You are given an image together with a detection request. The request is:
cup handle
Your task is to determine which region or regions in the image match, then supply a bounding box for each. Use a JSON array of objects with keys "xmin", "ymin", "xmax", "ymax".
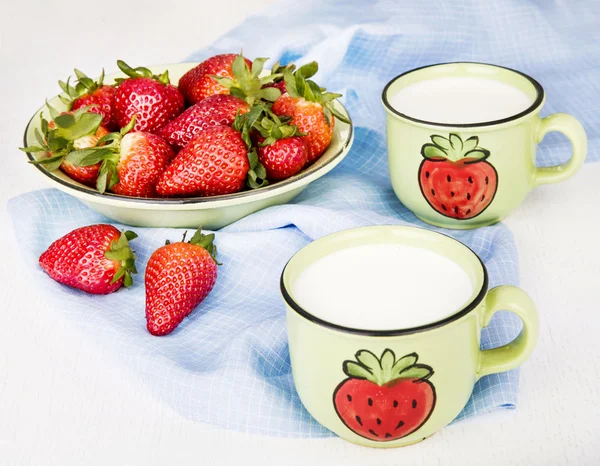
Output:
[
  {"xmin": 534, "ymin": 113, "xmax": 587, "ymax": 186},
  {"xmin": 476, "ymin": 286, "xmax": 539, "ymax": 379}
]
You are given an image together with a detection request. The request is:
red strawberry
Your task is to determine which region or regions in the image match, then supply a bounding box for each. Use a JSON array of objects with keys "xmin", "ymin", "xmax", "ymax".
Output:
[
  {"xmin": 418, "ymin": 133, "xmax": 498, "ymax": 220},
  {"xmin": 272, "ymin": 63, "xmax": 350, "ymax": 164},
  {"xmin": 178, "ymin": 53, "xmax": 252, "ymax": 105},
  {"xmin": 39, "ymin": 224, "xmax": 138, "ymax": 294},
  {"xmin": 254, "ymin": 110, "xmax": 307, "ymax": 181},
  {"xmin": 194, "ymin": 54, "xmax": 285, "ymax": 108},
  {"xmin": 22, "ymin": 107, "xmax": 108, "ymax": 187},
  {"xmin": 60, "ymin": 124, "xmax": 109, "ymax": 186},
  {"xmin": 258, "ymin": 137, "xmax": 307, "ymax": 181},
  {"xmin": 157, "ymin": 94, "xmax": 249, "ymax": 150},
  {"xmin": 113, "ymin": 60, "xmax": 184, "ymax": 133},
  {"xmin": 333, "ymin": 349, "xmax": 436, "ymax": 442},
  {"xmin": 156, "ymin": 125, "xmax": 251, "ymax": 197},
  {"xmin": 145, "ymin": 228, "xmax": 219, "ymax": 336},
  {"xmin": 65, "ymin": 117, "xmax": 175, "ymax": 197},
  {"xmin": 59, "ymin": 68, "xmax": 117, "ymax": 130}
]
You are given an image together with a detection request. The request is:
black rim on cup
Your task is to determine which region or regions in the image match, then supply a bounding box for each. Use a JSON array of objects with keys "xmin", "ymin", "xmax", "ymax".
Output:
[
  {"xmin": 381, "ymin": 62, "xmax": 545, "ymax": 128},
  {"xmin": 280, "ymin": 226, "xmax": 489, "ymax": 337}
]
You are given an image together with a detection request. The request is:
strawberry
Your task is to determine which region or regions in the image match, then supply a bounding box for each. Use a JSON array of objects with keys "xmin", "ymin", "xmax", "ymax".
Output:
[
  {"xmin": 418, "ymin": 133, "xmax": 498, "ymax": 220},
  {"xmin": 156, "ymin": 94, "xmax": 249, "ymax": 151},
  {"xmin": 58, "ymin": 68, "xmax": 117, "ymax": 130},
  {"xmin": 113, "ymin": 60, "xmax": 184, "ymax": 133},
  {"xmin": 65, "ymin": 117, "xmax": 175, "ymax": 197},
  {"xmin": 208, "ymin": 54, "xmax": 285, "ymax": 107},
  {"xmin": 254, "ymin": 111, "xmax": 307, "ymax": 181},
  {"xmin": 39, "ymin": 224, "xmax": 138, "ymax": 294},
  {"xmin": 145, "ymin": 228, "xmax": 219, "ymax": 336},
  {"xmin": 156, "ymin": 107, "xmax": 268, "ymax": 196},
  {"xmin": 272, "ymin": 63, "xmax": 350, "ymax": 164},
  {"xmin": 333, "ymin": 349, "xmax": 436, "ymax": 442},
  {"xmin": 21, "ymin": 106, "xmax": 108, "ymax": 187},
  {"xmin": 178, "ymin": 53, "xmax": 252, "ymax": 105},
  {"xmin": 258, "ymin": 137, "xmax": 307, "ymax": 181}
]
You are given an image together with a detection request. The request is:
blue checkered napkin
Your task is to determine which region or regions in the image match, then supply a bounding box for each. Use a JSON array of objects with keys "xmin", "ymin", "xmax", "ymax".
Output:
[{"xmin": 11, "ymin": 0, "xmax": 598, "ymax": 437}]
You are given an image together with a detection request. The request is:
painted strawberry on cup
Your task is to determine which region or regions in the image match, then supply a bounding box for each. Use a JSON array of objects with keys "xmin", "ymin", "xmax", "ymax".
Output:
[
  {"xmin": 418, "ymin": 133, "xmax": 498, "ymax": 220},
  {"xmin": 333, "ymin": 349, "xmax": 436, "ymax": 442}
]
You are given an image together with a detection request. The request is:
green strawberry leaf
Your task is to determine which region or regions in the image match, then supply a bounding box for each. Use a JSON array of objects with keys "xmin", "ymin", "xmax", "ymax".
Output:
[
  {"xmin": 96, "ymin": 162, "xmax": 109, "ymax": 193},
  {"xmin": 53, "ymin": 113, "xmax": 75, "ymax": 129},
  {"xmin": 124, "ymin": 231, "xmax": 138, "ymax": 241},
  {"xmin": 343, "ymin": 361, "xmax": 376, "ymax": 382},
  {"xmin": 421, "ymin": 144, "xmax": 448, "ymax": 160},
  {"xmin": 463, "ymin": 148, "xmax": 490, "ymax": 162},
  {"xmin": 327, "ymin": 103, "xmax": 351, "ymax": 125},
  {"xmin": 283, "ymin": 69, "xmax": 299, "ymax": 98},
  {"xmin": 251, "ymin": 57, "xmax": 269, "ymax": 78},
  {"xmin": 67, "ymin": 112, "xmax": 103, "ymax": 140},
  {"xmin": 449, "ymin": 133, "xmax": 463, "ymax": 151},
  {"xmin": 21, "ymin": 145, "xmax": 47, "ymax": 153},
  {"xmin": 123, "ymin": 274, "xmax": 133, "ymax": 287},
  {"xmin": 297, "ymin": 61, "xmax": 318, "ymax": 79},
  {"xmin": 212, "ymin": 76, "xmax": 236, "ymax": 88},
  {"xmin": 380, "ymin": 349, "xmax": 396, "ymax": 382},
  {"xmin": 397, "ymin": 363, "xmax": 434, "ymax": 381},
  {"xmin": 355, "ymin": 350, "xmax": 382, "ymax": 373},
  {"xmin": 120, "ymin": 116, "xmax": 136, "ymax": 136},
  {"xmin": 390, "ymin": 353, "xmax": 418, "ymax": 378},
  {"xmin": 111, "ymin": 267, "xmax": 126, "ymax": 283},
  {"xmin": 45, "ymin": 101, "xmax": 59, "ymax": 120},
  {"xmin": 259, "ymin": 87, "xmax": 281, "ymax": 102},
  {"xmin": 29, "ymin": 154, "xmax": 64, "ymax": 171},
  {"xmin": 462, "ymin": 136, "xmax": 479, "ymax": 152},
  {"xmin": 229, "ymin": 86, "xmax": 246, "ymax": 101},
  {"xmin": 232, "ymin": 54, "xmax": 250, "ymax": 81},
  {"xmin": 430, "ymin": 135, "xmax": 451, "ymax": 150}
]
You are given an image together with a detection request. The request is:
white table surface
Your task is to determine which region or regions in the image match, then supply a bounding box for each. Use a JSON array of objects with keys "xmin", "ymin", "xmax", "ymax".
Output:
[{"xmin": 1, "ymin": 1, "xmax": 599, "ymax": 465}]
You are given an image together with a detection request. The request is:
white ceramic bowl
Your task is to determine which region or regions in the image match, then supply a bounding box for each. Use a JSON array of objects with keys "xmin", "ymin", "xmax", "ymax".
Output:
[{"xmin": 23, "ymin": 63, "xmax": 354, "ymax": 229}]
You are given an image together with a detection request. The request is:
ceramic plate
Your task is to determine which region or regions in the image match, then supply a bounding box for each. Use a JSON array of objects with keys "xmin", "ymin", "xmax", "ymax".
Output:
[{"xmin": 23, "ymin": 63, "xmax": 354, "ymax": 228}]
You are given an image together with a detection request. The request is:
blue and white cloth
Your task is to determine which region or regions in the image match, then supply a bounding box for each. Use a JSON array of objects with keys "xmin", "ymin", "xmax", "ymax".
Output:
[{"xmin": 9, "ymin": 0, "xmax": 599, "ymax": 437}]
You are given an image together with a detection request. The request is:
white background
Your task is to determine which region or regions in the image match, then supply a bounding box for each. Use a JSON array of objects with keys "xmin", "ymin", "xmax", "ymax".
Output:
[{"xmin": 1, "ymin": 1, "xmax": 599, "ymax": 465}]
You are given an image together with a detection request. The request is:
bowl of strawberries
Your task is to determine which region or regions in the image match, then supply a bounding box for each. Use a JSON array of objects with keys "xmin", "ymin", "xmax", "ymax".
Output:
[{"xmin": 22, "ymin": 54, "xmax": 353, "ymax": 228}]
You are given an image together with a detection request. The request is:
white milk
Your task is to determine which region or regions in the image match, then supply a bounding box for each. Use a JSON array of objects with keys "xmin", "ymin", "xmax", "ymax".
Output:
[
  {"xmin": 293, "ymin": 244, "xmax": 474, "ymax": 330},
  {"xmin": 390, "ymin": 76, "xmax": 533, "ymax": 124}
]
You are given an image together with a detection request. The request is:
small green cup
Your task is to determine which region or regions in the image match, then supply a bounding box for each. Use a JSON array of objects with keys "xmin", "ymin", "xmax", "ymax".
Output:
[
  {"xmin": 281, "ymin": 225, "xmax": 538, "ymax": 448},
  {"xmin": 382, "ymin": 62, "xmax": 587, "ymax": 229}
]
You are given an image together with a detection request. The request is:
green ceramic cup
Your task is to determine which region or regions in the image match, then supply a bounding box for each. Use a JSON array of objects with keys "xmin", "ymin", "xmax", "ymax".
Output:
[
  {"xmin": 382, "ymin": 62, "xmax": 587, "ymax": 229},
  {"xmin": 281, "ymin": 225, "xmax": 538, "ymax": 448}
]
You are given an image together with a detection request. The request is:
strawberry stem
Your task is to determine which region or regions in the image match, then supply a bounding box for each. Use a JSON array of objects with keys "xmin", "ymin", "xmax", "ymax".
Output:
[
  {"xmin": 342, "ymin": 349, "xmax": 433, "ymax": 386},
  {"xmin": 104, "ymin": 230, "xmax": 138, "ymax": 287}
]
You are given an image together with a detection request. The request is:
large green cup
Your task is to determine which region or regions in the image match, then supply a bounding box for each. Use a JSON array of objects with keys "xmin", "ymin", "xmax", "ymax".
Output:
[
  {"xmin": 382, "ymin": 62, "xmax": 587, "ymax": 229},
  {"xmin": 281, "ymin": 225, "xmax": 538, "ymax": 448}
]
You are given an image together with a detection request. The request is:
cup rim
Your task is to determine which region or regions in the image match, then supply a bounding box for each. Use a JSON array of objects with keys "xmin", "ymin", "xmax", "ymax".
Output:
[
  {"xmin": 280, "ymin": 225, "xmax": 489, "ymax": 337},
  {"xmin": 381, "ymin": 61, "xmax": 545, "ymax": 128}
]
